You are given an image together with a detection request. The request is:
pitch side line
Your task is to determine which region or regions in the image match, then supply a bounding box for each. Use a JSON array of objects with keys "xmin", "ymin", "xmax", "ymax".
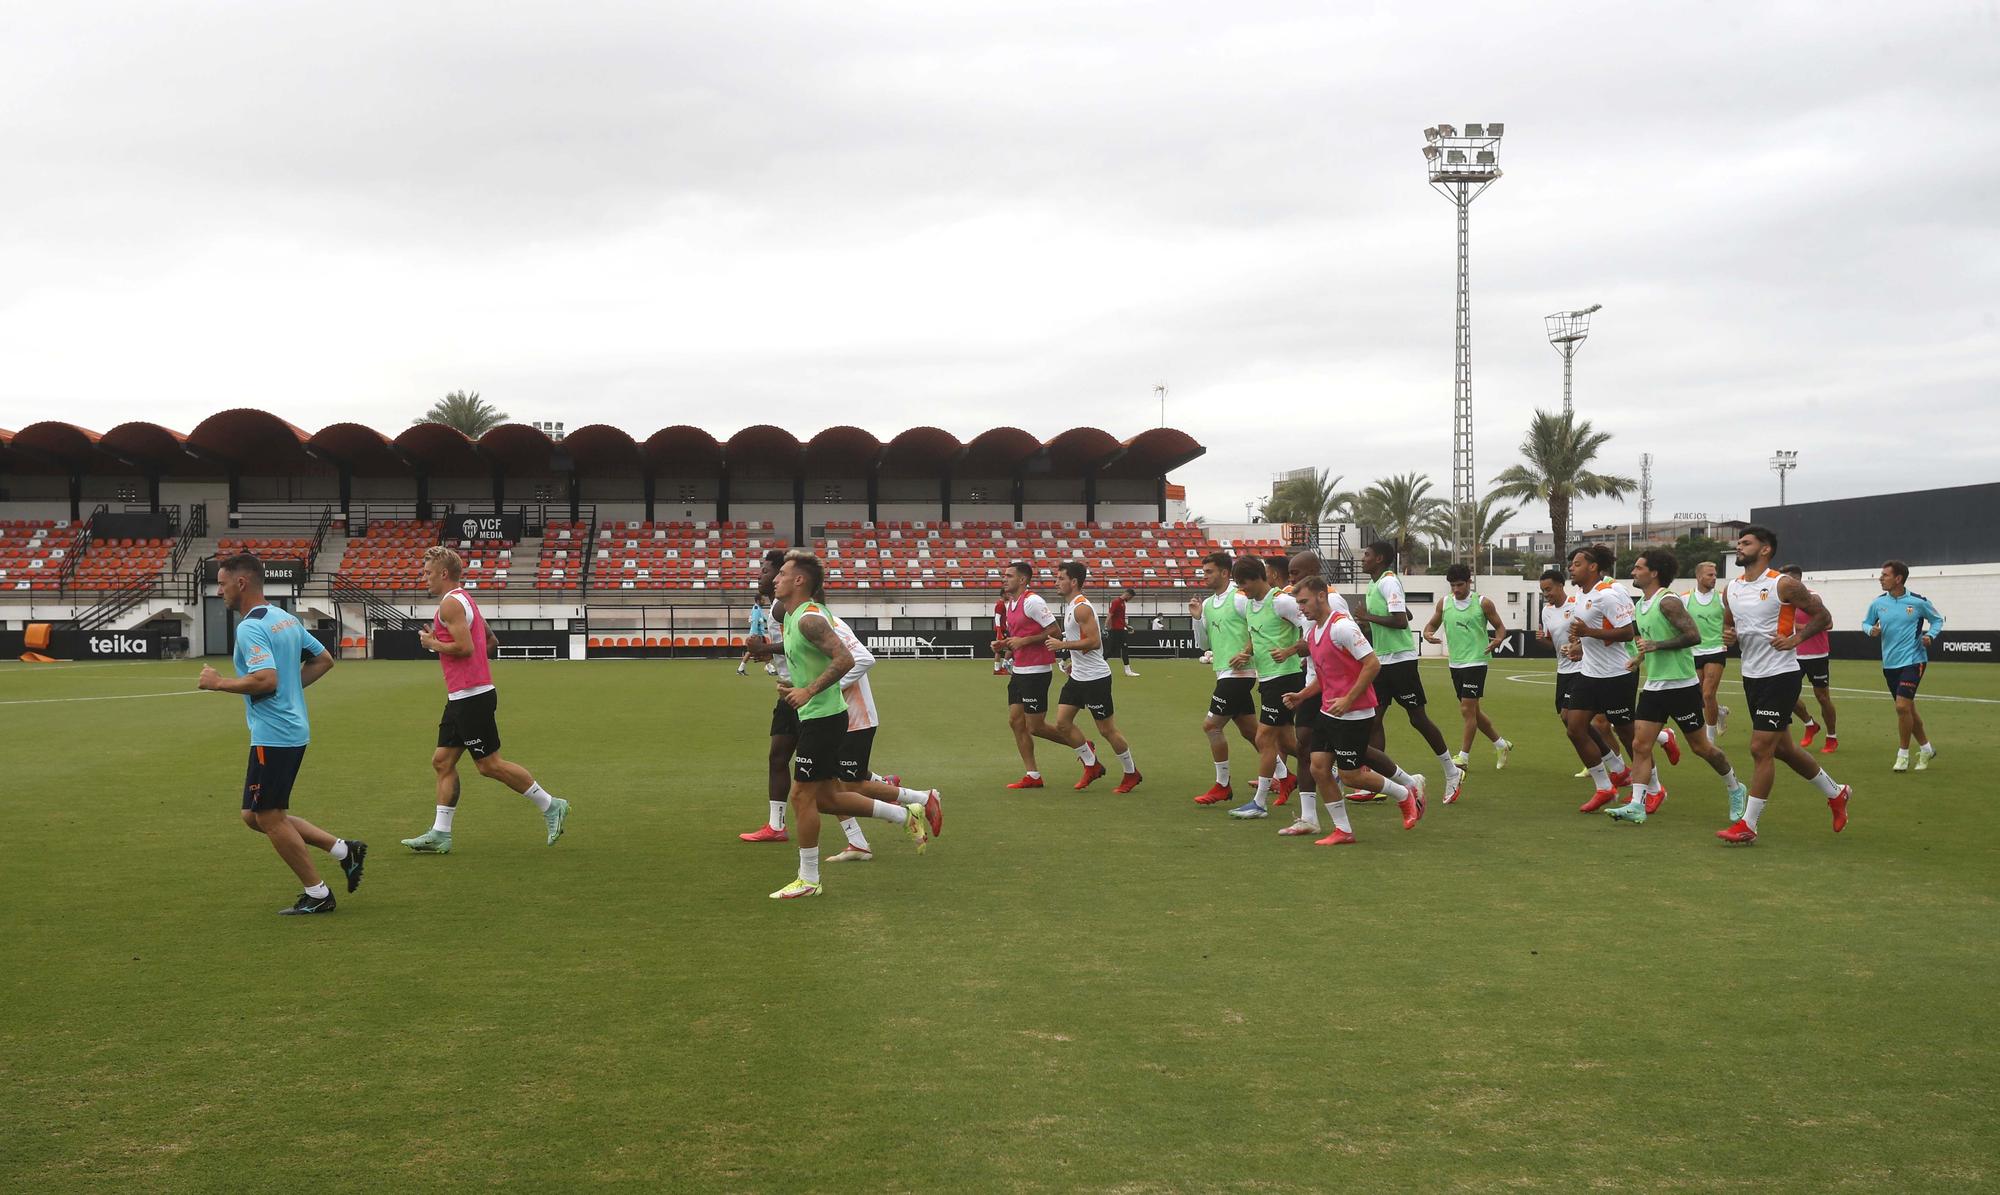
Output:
[
  {"xmin": 1502, "ymin": 673, "xmax": 2000, "ymax": 705},
  {"xmin": 0, "ymin": 690, "xmax": 204, "ymax": 707}
]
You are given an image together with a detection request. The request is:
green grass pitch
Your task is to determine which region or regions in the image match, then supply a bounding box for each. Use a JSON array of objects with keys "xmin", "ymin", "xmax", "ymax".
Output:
[{"xmin": 3, "ymin": 654, "xmax": 1996, "ymax": 1191}]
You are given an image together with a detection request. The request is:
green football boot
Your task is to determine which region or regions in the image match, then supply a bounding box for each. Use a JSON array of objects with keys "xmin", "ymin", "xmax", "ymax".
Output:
[
  {"xmin": 1607, "ymin": 799, "xmax": 1648, "ymax": 824},
  {"xmin": 1726, "ymin": 782, "xmax": 1749, "ymax": 823},
  {"xmin": 401, "ymin": 829, "xmax": 453, "ymax": 854},
  {"xmin": 544, "ymin": 797, "xmax": 570, "ymax": 845}
]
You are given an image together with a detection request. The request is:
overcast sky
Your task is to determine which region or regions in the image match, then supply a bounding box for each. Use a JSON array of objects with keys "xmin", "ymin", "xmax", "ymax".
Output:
[{"xmin": 4, "ymin": 1, "xmax": 1995, "ymax": 533}]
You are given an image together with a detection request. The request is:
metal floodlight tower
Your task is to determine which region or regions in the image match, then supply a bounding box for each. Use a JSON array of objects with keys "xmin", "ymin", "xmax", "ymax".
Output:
[
  {"xmin": 1639, "ymin": 452, "xmax": 1654, "ymax": 543},
  {"xmin": 1770, "ymin": 449, "xmax": 1799, "ymax": 505},
  {"xmin": 1425, "ymin": 120, "xmax": 1504, "ymax": 565},
  {"xmin": 1544, "ymin": 303, "xmax": 1601, "ymax": 543}
]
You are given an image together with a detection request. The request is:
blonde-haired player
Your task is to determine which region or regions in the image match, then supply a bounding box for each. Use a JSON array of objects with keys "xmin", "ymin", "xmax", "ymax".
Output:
[{"xmin": 401, "ymin": 545, "xmax": 572, "ymax": 853}]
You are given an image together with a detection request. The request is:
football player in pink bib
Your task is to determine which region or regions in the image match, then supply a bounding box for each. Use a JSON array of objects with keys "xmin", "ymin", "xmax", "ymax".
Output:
[{"xmin": 402, "ymin": 546, "xmax": 571, "ymax": 854}]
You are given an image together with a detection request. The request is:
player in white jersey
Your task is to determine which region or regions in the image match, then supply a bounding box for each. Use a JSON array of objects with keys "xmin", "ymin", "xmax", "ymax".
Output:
[
  {"xmin": 1563, "ymin": 544, "xmax": 1643, "ymax": 813},
  {"xmin": 1716, "ymin": 525, "xmax": 1851, "ymax": 844},
  {"xmin": 1538, "ymin": 569, "xmax": 1630, "ymax": 784},
  {"xmin": 1044, "ymin": 561, "xmax": 1143, "ymax": 792}
]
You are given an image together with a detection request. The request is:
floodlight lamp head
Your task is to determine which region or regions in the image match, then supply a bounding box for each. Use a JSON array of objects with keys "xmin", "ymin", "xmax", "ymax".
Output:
[
  {"xmin": 1465, "ymin": 123, "xmax": 1485, "ymax": 137},
  {"xmin": 1487, "ymin": 122, "xmax": 1505, "ymax": 137},
  {"xmin": 1424, "ymin": 126, "xmax": 1439, "ymax": 141},
  {"xmin": 1437, "ymin": 123, "xmax": 1457, "ymax": 138},
  {"xmin": 1583, "ymin": 303, "xmax": 1602, "ymax": 314},
  {"xmin": 1423, "ymin": 145, "xmax": 1440, "ymax": 160}
]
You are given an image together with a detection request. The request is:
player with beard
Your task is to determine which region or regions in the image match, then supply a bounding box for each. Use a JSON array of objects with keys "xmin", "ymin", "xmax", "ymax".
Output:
[
  {"xmin": 1044, "ymin": 561, "xmax": 1143, "ymax": 792},
  {"xmin": 1716, "ymin": 526, "xmax": 1852, "ymax": 845}
]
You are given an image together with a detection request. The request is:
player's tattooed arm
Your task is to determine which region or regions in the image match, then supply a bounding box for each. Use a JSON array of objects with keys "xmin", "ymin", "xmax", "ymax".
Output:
[
  {"xmin": 796, "ymin": 613, "xmax": 853, "ymax": 701},
  {"xmin": 1775, "ymin": 576, "xmax": 1830, "ymax": 648},
  {"xmin": 1642, "ymin": 594, "xmax": 1701, "ymax": 653}
]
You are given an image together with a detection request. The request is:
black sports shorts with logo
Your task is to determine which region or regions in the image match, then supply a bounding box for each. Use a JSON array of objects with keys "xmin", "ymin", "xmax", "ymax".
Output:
[
  {"xmin": 1059, "ymin": 674, "xmax": 1115, "ymax": 719},
  {"xmin": 793, "ymin": 712, "xmax": 847, "ymax": 783},
  {"xmin": 1372, "ymin": 658, "xmax": 1426, "ymax": 710},
  {"xmin": 438, "ymin": 689, "xmax": 502, "ymax": 759},
  {"xmin": 1311, "ymin": 712, "xmax": 1372, "ymax": 772},
  {"xmin": 770, "ymin": 695, "xmax": 801, "ymax": 738},
  {"xmin": 1799, "ymin": 655, "xmax": 1831, "ymax": 688},
  {"xmin": 837, "ymin": 725, "xmax": 876, "ymax": 783},
  {"xmin": 1450, "ymin": 664, "xmax": 1488, "ymax": 700},
  {"xmin": 1742, "ymin": 671, "xmax": 1804, "ymax": 732},
  {"xmin": 1209, "ymin": 675, "xmax": 1256, "ymax": 718},
  {"xmin": 242, "ymin": 744, "xmax": 307, "ymax": 812},
  {"xmin": 1007, "ymin": 670, "xmax": 1053, "ymax": 714},
  {"xmin": 1258, "ymin": 672, "xmax": 1306, "ymax": 727},
  {"xmin": 1569, "ymin": 672, "xmax": 1638, "ymax": 725},
  {"xmin": 1635, "ymin": 684, "xmax": 1704, "ymax": 734}
]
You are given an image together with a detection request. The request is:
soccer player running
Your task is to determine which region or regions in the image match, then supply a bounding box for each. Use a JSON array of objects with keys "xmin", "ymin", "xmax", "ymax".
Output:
[
  {"xmin": 1227, "ymin": 555, "xmax": 1310, "ymax": 820},
  {"xmin": 1864, "ymin": 559, "xmax": 1946, "ymax": 772},
  {"xmin": 1779, "ymin": 564, "xmax": 1839, "ymax": 753},
  {"xmin": 741, "ymin": 550, "xmax": 800, "ymax": 843},
  {"xmin": 737, "ymin": 595, "xmax": 770, "ymax": 676},
  {"xmin": 1565, "ymin": 544, "xmax": 1644, "ymax": 813},
  {"xmin": 1190, "ymin": 552, "xmax": 1280, "ymax": 805},
  {"xmin": 1685, "ymin": 560, "xmax": 1731, "ymax": 740},
  {"xmin": 1351, "ymin": 541, "xmax": 1465, "ymax": 803},
  {"xmin": 1282, "ymin": 575, "xmax": 1426, "ymax": 844},
  {"xmin": 1716, "ymin": 525, "xmax": 1852, "ymax": 844},
  {"xmin": 768, "ymin": 552, "xmax": 932, "ymax": 899},
  {"xmin": 1605, "ymin": 548, "xmax": 1749, "ymax": 824},
  {"xmin": 1422, "ymin": 562, "xmax": 1513, "ymax": 771},
  {"xmin": 197, "ymin": 553, "xmax": 362, "ymax": 914},
  {"xmin": 1538, "ymin": 569, "xmax": 1623, "ymax": 772},
  {"xmin": 402, "ymin": 546, "xmax": 570, "ymax": 854},
  {"xmin": 995, "ymin": 561, "xmax": 1069, "ymax": 788},
  {"xmin": 1044, "ymin": 561, "xmax": 1143, "ymax": 792},
  {"xmin": 820, "ymin": 603, "xmax": 945, "ymax": 862},
  {"xmin": 1109, "ymin": 586, "xmax": 1140, "ymax": 677},
  {"xmin": 1278, "ymin": 550, "xmax": 1340, "ymax": 831}
]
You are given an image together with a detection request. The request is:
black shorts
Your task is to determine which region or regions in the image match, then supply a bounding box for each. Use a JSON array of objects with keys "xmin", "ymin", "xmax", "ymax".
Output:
[
  {"xmin": 1554, "ymin": 671, "xmax": 1580, "ymax": 715},
  {"xmin": 1694, "ymin": 650, "xmax": 1727, "ymax": 675},
  {"xmin": 1059, "ymin": 674, "xmax": 1115, "ymax": 719},
  {"xmin": 793, "ymin": 711, "xmax": 847, "ymax": 783},
  {"xmin": 1209, "ymin": 675, "xmax": 1256, "ymax": 719},
  {"xmin": 1372, "ymin": 658, "xmax": 1426, "ymax": 710},
  {"xmin": 1742, "ymin": 671, "xmax": 1804, "ymax": 732},
  {"xmin": 242, "ymin": 744, "xmax": 307, "ymax": 812},
  {"xmin": 1311, "ymin": 712, "xmax": 1373, "ymax": 772},
  {"xmin": 1007, "ymin": 670, "xmax": 1053, "ymax": 714},
  {"xmin": 1635, "ymin": 684, "xmax": 1704, "ymax": 734},
  {"xmin": 1107, "ymin": 629, "xmax": 1129, "ymax": 659},
  {"xmin": 1293, "ymin": 682, "xmax": 1319, "ymax": 731},
  {"xmin": 837, "ymin": 725, "xmax": 876, "ymax": 783},
  {"xmin": 1799, "ymin": 655, "xmax": 1831, "ymax": 688},
  {"xmin": 1570, "ymin": 673, "xmax": 1638, "ymax": 724},
  {"xmin": 1258, "ymin": 673, "xmax": 1306, "ymax": 726},
  {"xmin": 438, "ymin": 689, "xmax": 502, "ymax": 759},
  {"xmin": 1450, "ymin": 664, "xmax": 1488, "ymax": 700},
  {"xmin": 1884, "ymin": 664, "xmax": 1926, "ymax": 699},
  {"xmin": 770, "ymin": 695, "xmax": 800, "ymax": 739}
]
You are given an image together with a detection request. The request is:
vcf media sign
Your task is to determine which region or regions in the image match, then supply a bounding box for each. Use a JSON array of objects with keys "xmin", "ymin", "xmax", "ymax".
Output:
[{"xmin": 451, "ymin": 514, "xmax": 524, "ymax": 543}]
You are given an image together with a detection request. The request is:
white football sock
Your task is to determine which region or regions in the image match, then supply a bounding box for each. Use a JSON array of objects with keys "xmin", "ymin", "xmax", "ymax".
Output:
[
  {"xmin": 433, "ymin": 805, "xmax": 455, "ymax": 833},
  {"xmin": 1329, "ymin": 798, "xmax": 1353, "ymax": 833},
  {"xmin": 1604, "ymin": 750, "xmax": 1628, "ymax": 773},
  {"xmin": 1025, "ymin": 770, "xmax": 1042, "ymax": 780},
  {"xmin": 1658, "ymin": 729, "xmax": 1672, "ymax": 745},
  {"xmin": 798, "ymin": 847, "xmax": 820, "ymax": 884},
  {"xmin": 1076, "ymin": 741, "xmax": 1098, "ymax": 766},
  {"xmin": 1273, "ymin": 757, "xmax": 1289, "ymax": 781},
  {"xmin": 1378, "ymin": 776, "xmax": 1410, "ymax": 801},
  {"xmin": 840, "ymin": 818, "xmax": 869, "ymax": 849},
  {"xmin": 1391, "ymin": 767, "xmax": 1416, "ymax": 787},
  {"xmin": 522, "ymin": 781, "xmax": 555, "ymax": 813},
  {"xmin": 768, "ymin": 800, "xmax": 787, "ymax": 830},
  {"xmin": 1214, "ymin": 761, "xmax": 1230, "ymax": 785},
  {"xmin": 1647, "ymin": 777, "xmax": 1663, "ymax": 794},
  {"xmin": 1300, "ymin": 792, "xmax": 1319, "ymax": 823},
  {"xmin": 304, "ymin": 882, "xmax": 330, "ymax": 899},
  {"xmin": 869, "ymin": 800, "xmax": 908, "ymax": 824},
  {"xmin": 1438, "ymin": 751, "xmax": 1459, "ymax": 775},
  {"xmin": 898, "ymin": 787, "xmax": 928, "ymax": 804},
  {"xmin": 1587, "ymin": 764, "xmax": 1611, "ymax": 790},
  {"xmin": 1117, "ymin": 749, "xmax": 1135, "ymax": 773},
  {"xmin": 1744, "ymin": 796, "xmax": 1766, "ymax": 830},
  {"xmin": 1254, "ymin": 776, "xmax": 1272, "ymax": 804},
  {"xmin": 1704, "ymin": 723, "xmax": 1717, "ymax": 740},
  {"xmin": 328, "ymin": 839, "xmax": 349, "ymax": 861},
  {"xmin": 1810, "ymin": 770, "xmax": 1840, "ymax": 797},
  {"xmin": 1896, "ymin": 747, "xmax": 1910, "ymax": 758},
  {"xmin": 1721, "ymin": 768, "xmax": 1738, "ymax": 790}
]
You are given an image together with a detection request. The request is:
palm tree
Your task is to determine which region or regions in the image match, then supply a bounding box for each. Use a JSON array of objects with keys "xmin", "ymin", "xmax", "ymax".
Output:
[
  {"xmin": 1423, "ymin": 492, "xmax": 1519, "ymax": 562},
  {"xmin": 416, "ymin": 390, "xmax": 509, "ymax": 438},
  {"xmin": 1489, "ymin": 409, "xmax": 1636, "ymax": 562},
  {"xmin": 1260, "ymin": 470, "xmax": 1351, "ymax": 545},
  {"xmin": 1354, "ymin": 473, "xmax": 1445, "ymax": 568}
]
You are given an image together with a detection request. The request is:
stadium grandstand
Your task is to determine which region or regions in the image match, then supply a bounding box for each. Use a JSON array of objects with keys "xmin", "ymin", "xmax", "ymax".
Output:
[{"xmin": 0, "ymin": 409, "xmax": 1300, "ymax": 661}]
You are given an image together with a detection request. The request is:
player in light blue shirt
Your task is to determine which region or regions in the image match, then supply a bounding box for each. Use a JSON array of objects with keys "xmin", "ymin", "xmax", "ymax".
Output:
[
  {"xmin": 738, "ymin": 595, "xmax": 771, "ymax": 676},
  {"xmin": 198, "ymin": 553, "xmax": 361, "ymax": 914},
  {"xmin": 1861, "ymin": 559, "xmax": 1945, "ymax": 771}
]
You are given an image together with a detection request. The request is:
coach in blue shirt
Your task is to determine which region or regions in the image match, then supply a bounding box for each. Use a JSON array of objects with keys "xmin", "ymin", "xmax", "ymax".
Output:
[
  {"xmin": 1861, "ymin": 559, "xmax": 1945, "ymax": 772},
  {"xmin": 197, "ymin": 552, "xmax": 363, "ymax": 914}
]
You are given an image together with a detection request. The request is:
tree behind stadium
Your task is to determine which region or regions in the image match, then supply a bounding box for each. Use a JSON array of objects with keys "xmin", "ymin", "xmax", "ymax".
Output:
[{"xmin": 416, "ymin": 390, "xmax": 509, "ymax": 438}]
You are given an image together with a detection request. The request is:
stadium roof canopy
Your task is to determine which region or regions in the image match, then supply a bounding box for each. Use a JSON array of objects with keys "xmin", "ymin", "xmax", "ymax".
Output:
[{"xmin": 0, "ymin": 411, "xmax": 1206, "ymax": 482}]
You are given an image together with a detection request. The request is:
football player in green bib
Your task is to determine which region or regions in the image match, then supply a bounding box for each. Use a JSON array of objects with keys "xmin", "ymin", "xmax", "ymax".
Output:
[
  {"xmin": 1607, "ymin": 547, "xmax": 1748, "ymax": 824},
  {"xmin": 1352, "ymin": 541, "xmax": 1466, "ymax": 803},
  {"xmin": 1421, "ymin": 562, "xmax": 1513, "ymax": 770}
]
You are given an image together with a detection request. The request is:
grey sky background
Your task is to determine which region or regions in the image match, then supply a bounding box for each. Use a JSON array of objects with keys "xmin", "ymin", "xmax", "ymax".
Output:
[{"xmin": 4, "ymin": 1, "xmax": 1996, "ymax": 534}]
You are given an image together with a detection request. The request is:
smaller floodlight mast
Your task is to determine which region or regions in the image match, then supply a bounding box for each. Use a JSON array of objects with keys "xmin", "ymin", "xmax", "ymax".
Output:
[{"xmin": 1770, "ymin": 450, "xmax": 1799, "ymax": 505}]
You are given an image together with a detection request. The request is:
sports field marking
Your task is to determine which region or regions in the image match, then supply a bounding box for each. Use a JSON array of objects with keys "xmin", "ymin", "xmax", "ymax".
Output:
[
  {"xmin": 0, "ymin": 661, "xmax": 160, "ymax": 675},
  {"xmin": 1502, "ymin": 672, "xmax": 2000, "ymax": 705},
  {"xmin": 0, "ymin": 690, "xmax": 204, "ymax": 707}
]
